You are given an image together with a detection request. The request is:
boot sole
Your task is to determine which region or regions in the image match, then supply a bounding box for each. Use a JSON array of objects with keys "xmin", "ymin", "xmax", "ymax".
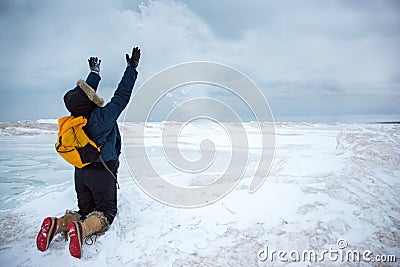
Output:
[
  {"xmin": 68, "ymin": 222, "xmax": 83, "ymax": 258},
  {"xmin": 36, "ymin": 217, "xmax": 57, "ymax": 252}
]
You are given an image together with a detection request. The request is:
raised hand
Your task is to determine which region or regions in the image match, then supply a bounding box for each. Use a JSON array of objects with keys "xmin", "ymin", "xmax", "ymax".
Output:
[
  {"xmin": 125, "ymin": 47, "xmax": 141, "ymax": 68},
  {"xmin": 88, "ymin": 57, "xmax": 101, "ymax": 74}
]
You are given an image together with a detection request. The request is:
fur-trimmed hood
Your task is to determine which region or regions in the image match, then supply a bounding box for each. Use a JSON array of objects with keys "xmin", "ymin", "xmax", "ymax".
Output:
[
  {"xmin": 76, "ymin": 80, "xmax": 104, "ymax": 107},
  {"xmin": 64, "ymin": 80, "xmax": 104, "ymax": 118}
]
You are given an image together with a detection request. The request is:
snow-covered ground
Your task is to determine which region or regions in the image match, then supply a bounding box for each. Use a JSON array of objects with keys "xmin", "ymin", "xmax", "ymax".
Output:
[{"xmin": 0, "ymin": 121, "xmax": 399, "ymax": 266}]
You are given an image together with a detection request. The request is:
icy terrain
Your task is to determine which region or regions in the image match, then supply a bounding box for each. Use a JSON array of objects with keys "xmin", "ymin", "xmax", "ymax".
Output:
[{"xmin": 0, "ymin": 121, "xmax": 399, "ymax": 266}]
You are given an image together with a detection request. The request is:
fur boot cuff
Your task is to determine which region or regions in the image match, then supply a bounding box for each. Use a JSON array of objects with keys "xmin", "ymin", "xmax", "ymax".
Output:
[
  {"xmin": 65, "ymin": 210, "xmax": 81, "ymax": 221},
  {"xmin": 86, "ymin": 211, "xmax": 110, "ymax": 235},
  {"xmin": 77, "ymin": 80, "xmax": 104, "ymax": 107}
]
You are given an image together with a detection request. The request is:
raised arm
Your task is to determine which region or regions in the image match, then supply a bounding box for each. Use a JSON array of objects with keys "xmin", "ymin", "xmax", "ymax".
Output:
[
  {"xmin": 86, "ymin": 57, "xmax": 101, "ymax": 90},
  {"xmin": 92, "ymin": 47, "xmax": 141, "ymax": 128}
]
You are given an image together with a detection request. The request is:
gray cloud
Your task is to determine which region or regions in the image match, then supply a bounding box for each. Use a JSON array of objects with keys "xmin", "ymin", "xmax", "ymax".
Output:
[{"xmin": 0, "ymin": 0, "xmax": 399, "ymax": 122}]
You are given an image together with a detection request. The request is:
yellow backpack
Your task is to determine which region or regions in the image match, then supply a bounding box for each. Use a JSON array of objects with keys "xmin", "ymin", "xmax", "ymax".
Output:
[
  {"xmin": 55, "ymin": 116, "xmax": 100, "ymax": 168},
  {"xmin": 55, "ymin": 116, "xmax": 120, "ymax": 188}
]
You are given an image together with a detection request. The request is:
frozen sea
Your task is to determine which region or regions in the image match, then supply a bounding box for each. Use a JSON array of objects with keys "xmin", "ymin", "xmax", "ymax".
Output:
[{"xmin": 0, "ymin": 121, "xmax": 398, "ymax": 266}]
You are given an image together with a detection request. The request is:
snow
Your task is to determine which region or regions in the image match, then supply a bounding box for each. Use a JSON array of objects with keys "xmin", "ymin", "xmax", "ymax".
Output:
[
  {"xmin": 36, "ymin": 119, "xmax": 59, "ymax": 124},
  {"xmin": 0, "ymin": 121, "xmax": 399, "ymax": 266}
]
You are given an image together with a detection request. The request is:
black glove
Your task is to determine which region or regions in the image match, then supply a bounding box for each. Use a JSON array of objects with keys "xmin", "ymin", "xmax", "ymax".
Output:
[
  {"xmin": 88, "ymin": 57, "xmax": 101, "ymax": 74},
  {"xmin": 125, "ymin": 47, "xmax": 141, "ymax": 68}
]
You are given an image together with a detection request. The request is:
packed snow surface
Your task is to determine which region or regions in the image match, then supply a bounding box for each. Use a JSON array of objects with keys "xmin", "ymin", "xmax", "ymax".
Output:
[{"xmin": 0, "ymin": 121, "xmax": 398, "ymax": 266}]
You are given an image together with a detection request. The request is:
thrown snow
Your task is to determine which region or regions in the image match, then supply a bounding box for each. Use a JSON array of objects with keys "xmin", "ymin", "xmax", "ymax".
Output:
[{"xmin": 0, "ymin": 121, "xmax": 398, "ymax": 266}]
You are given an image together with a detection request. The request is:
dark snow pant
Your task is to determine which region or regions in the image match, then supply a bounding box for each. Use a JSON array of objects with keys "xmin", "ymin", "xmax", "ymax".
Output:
[{"xmin": 74, "ymin": 160, "xmax": 119, "ymax": 224}]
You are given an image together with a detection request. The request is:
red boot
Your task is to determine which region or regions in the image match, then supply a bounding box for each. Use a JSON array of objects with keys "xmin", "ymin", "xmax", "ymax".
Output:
[
  {"xmin": 67, "ymin": 211, "xmax": 109, "ymax": 258},
  {"xmin": 36, "ymin": 217, "xmax": 58, "ymax": 252},
  {"xmin": 67, "ymin": 221, "xmax": 84, "ymax": 258},
  {"xmin": 36, "ymin": 211, "xmax": 80, "ymax": 252}
]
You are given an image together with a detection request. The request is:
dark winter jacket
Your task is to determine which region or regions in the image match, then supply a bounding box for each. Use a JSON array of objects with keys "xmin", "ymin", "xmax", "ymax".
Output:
[{"xmin": 64, "ymin": 66, "xmax": 138, "ymax": 162}]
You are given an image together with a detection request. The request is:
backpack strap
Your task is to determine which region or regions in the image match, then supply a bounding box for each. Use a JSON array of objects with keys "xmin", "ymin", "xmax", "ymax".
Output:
[
  {"xmin": 99, "ymin": 155, "xmax": 120, "ymax": 189},
  {"xmin": 97, "ymin": 126, "xmax": 120, "ymax": 189},
  {"xmin": 98, "ymin": 125, "xmax": 114, "ymax": 149}
]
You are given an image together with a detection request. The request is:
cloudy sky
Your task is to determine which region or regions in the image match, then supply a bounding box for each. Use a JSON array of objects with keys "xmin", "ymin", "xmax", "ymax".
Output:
[{"xmin": 0, "ymin": 0, "xmax": 399, "ymax": 122}]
